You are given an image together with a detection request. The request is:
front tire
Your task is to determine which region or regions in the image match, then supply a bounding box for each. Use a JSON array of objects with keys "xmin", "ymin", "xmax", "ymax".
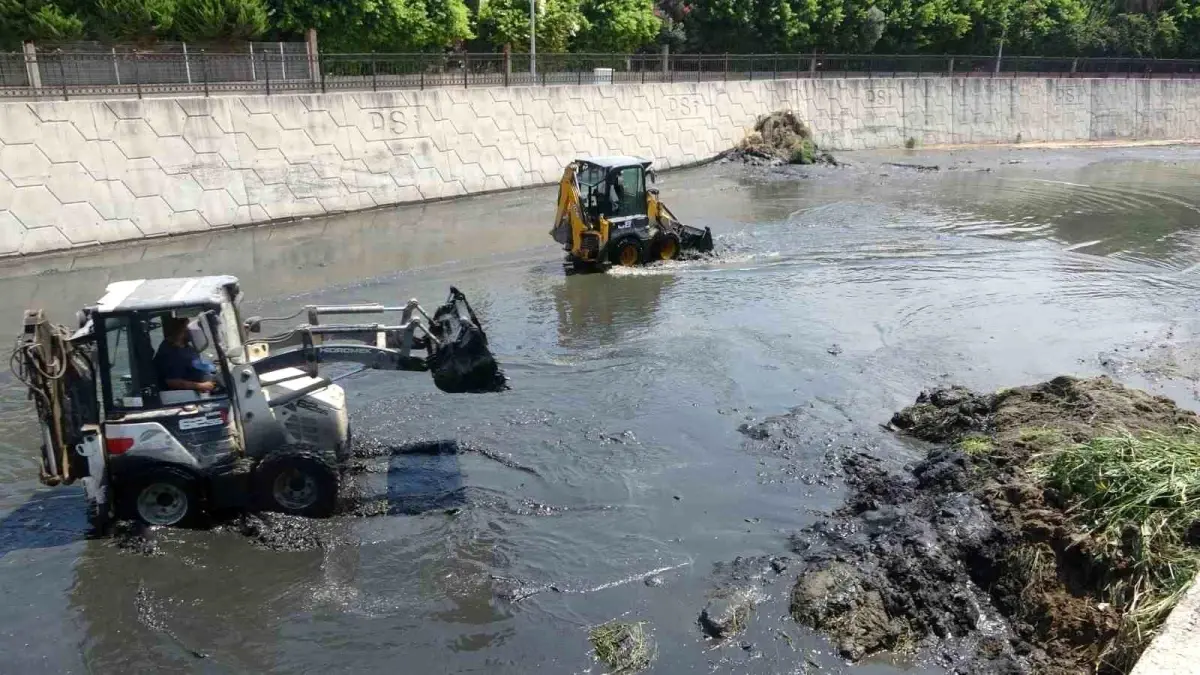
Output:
[
  {"xmin": 653, "ymin": 233, "xmax": 681, "ymax": 261},
  {"xmin": 119, "ymin": 466, "xmax": 202, "ymax": 527},
  {"xmin": 254, "ymin": 450, "xmax": 338, "ymax": 518}
]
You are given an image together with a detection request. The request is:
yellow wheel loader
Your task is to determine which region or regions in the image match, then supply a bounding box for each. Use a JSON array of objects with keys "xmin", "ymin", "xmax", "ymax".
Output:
[{"xmin": 549, "ymin": 156, "xmax": 714, "ymax": 271}]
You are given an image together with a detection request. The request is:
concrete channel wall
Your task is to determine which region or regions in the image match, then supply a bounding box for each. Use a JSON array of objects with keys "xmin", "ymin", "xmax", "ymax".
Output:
[{"xmin": 2, "ymin": 76, "xmax": 1200, "ymax": 257}]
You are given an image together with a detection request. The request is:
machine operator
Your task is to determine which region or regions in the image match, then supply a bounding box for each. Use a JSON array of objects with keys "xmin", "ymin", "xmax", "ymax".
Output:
[{"xmin": 154, "ymin": 316, "xmax": 218, "ymax": 393}]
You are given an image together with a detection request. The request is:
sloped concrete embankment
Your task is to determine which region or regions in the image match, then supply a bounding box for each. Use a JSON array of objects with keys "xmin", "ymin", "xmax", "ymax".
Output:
[{"xmin": 2, "ymin": 77, "xmax": 1200, "ymax": 257}]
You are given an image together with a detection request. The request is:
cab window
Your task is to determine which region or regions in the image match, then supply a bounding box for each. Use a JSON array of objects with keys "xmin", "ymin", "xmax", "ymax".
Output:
[
  {"xmin": 614, "ymin": 166, "xmax": 645, "ymax": 216},
  {"xmin": 103, "ymin": 316, "xmax": 144, "ymax": 408}
]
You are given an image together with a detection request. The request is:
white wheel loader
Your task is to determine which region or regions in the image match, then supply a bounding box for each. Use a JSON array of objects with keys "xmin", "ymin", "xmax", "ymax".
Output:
[{"xmin": 12, "ymin": 275, "xmax": 506, "ymax": 532}]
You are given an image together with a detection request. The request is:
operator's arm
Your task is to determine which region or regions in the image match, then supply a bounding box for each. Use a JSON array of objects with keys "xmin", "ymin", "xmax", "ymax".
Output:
[{"xmin": 165, "ymin": 378, "xmax": 214, "ymax": 392}]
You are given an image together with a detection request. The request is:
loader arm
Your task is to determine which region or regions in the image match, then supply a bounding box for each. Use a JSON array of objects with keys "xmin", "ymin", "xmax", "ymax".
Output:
[
  {"xmin": 246, "ymin": 287, "xmax": 507, "ymax": 394},
  {"xmin": 648, "ymin": 190, "xmax": 715, "ymax": 255},
  {"xmin": 252, "ymin": 343, "xmax": 428, "ymax": 378}
]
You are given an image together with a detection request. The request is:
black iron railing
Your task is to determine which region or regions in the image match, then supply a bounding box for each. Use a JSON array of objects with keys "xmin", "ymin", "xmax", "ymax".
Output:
[{"xmin": 3, "ymin": 51, "xmax": 1199, "ymax": 100}]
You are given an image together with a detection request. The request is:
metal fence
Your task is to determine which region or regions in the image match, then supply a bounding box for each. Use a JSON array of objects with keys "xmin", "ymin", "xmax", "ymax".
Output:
[{"xmin": 3, "ymin": 51, "xmax": 1200, "ymax": 100}]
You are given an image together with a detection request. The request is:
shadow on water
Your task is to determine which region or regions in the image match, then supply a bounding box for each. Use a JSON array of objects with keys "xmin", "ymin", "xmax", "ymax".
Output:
[{"xmin": 0, "ymin": 489, "xmax": 87, "ymax": 558}]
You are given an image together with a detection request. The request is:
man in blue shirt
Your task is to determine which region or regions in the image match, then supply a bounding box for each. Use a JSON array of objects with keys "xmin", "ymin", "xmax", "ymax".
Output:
[{"xmin": 153, "ymin": 317, "xmax": 218, "ymax": 393}]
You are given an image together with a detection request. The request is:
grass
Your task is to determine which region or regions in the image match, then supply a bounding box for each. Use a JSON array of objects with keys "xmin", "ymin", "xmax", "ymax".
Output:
[
  {"xmin": 956, "ymin": 435, "xmax": 993, "ymax": 456},
  {"xmin": 1019, "ymin": 426, "xmax": 1067, "ymax": 453},
  {"xmin": 1031, "ymin": 426, "xmax": 1200, "ymax": 666},
  {"xmin": 905, "ymin": 137, "xmax": 917, "ymax": 149},
  {"xmin": 790, "ymin": 138, "xmax": 816, "ymax": 165},
  {"xmin": 590, "ymin": 620, "xmax": 655, "ymax": 674}
]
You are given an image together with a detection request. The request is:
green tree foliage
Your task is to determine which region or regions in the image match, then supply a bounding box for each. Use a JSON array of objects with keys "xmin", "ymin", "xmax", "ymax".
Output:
[
  {"xmin": 270, "ymin": 0, "xmax": 470, "ymax": 52},
  {"xmin": 0, "ymin": 0, "xmax": 83, "ymax": 49},
  {"xmin": 85, "ymin": 0, "xmax": 177, "ymax": 45},
  {"xmin": 425, "ymin": 0, "xmax": 475, "ymax": 48},
  {"xmin": 174, "ymin": 0, "xmax": 268, "ymax": 42},
  {"xmin": 476, "ymin": 0, "xmax": 586, "ymax": 52},
  {"xmin": 6, "ymin": 0, "xmax": 1200, "ymax": 58},
  {"xmin": 574, "ymin": 0, "xmax": 660, "ymax": 52}
]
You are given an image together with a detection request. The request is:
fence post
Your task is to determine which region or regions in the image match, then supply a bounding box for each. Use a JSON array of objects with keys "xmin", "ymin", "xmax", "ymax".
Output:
[
  {"xmin": 772, "ymin": 55, "xmax": 777, "ymax": 80},
  {"xmin": 134, "ymin": 52, "xmax": 142, "ymax": 99},
  {"xmin": 809, "ymin": 53, "xmax": 817, "ymax": 75},
  {"xmin": 112, "ymin": 47, "xmax": 121, "ymax": 85},
  {"xmin": 748, "ymin": 56, "xmax": 753, "ymax": 81},
  {"xmin": 661, "ymin": 44, "xmax": 669, "ymax": 82},
  {"xmin": 22, "ymin": 42, "xmax": 42, "ymax": 95},
  {"xmin": 58, "ymin": 52, "xmax": 67, "ymax": 101},
  {"xmin": 183, "ymin": 42, "xmax": 193, "ymax": 84},
  {"xmin": 504, "ymin": 45, "xmax": 511, "ymax": 87},
  {"xmin": 464, "ymin": 52, "xmax": 470, "ymax": 88},
  {"xmin": 249, "ymin": 43, "xmax": 256, "ymax": 81},
  {"xmin": 306, "ymin": 28, "xmax": 321, "ymax": 88},
  {"xmin": 724, "ymin": 53, "xmax": 730, "ymax": 81},
  {"xmin": 201, "ymin": 50, "xmax": 209, "ymax": 97},
  {"xmin": 948, "ymin": 57, "xmax": 954, "ymax": 76},
  {"xmin": 279, "ymin": 42, "xmax": 287, "ymax": 81},
  {"xmin": 264, "ymin": 51, "xmax": 272, "ymax": 95},
  {"xmin": 371, "ymin": 54, "xmax": 377, "ymax": 91}
]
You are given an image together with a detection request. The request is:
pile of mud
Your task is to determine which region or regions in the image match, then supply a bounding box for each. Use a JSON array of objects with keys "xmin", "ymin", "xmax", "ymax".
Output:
[
  {"xmin": 721, "ymin": 111, "xmax": 836, "ymax": 167},
  {"xmin": 788, "ymin": 376, "xmax": 1198, "ymax": 674}
]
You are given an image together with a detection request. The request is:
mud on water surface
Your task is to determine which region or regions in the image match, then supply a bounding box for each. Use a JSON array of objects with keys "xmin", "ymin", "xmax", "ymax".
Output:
[{"xmin": 787, "ymin": 376, "xmax": 1198, "ymax": 674}]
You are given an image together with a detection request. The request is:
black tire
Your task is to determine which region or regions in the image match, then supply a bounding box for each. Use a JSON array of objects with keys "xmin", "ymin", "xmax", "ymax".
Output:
[
  {"xmin": 253, "ymin": 450, "xmax": 338, "ymax": 518},
  {"xmin": 652, "ymin": 233, "xmax": 682, "ymax": 261},
  {"xmin": 610, "ymin": 237, "xmax": 644, "ymax": 267},
  {"xmin": 117, "ymin": 465, "xmax": 202, "ymax": 528}
]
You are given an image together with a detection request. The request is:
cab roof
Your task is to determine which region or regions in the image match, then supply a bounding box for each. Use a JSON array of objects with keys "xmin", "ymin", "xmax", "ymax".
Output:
[
  {"xmin": 576, "ymin": 155, "xmax": 653, "ymax": 170},
  {"xmin": 92, "ymin": 276, "xmax": 240, "ymax": 312}
]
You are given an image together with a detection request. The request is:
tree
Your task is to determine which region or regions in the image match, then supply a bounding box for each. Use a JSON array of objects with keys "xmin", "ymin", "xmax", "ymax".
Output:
[
  {"xmin": 421, "ymin": 0, "xmax": 474, "ymax": 49},
  {"xmin": 0, "ymin": 0, "xmax": 83, "ymax": 49},
  {"xmin": 174, "ymin": 0, "xmax": 268, "ymax": 42},
  {"xmin": 270, "ymin": 0, "xmax": 470, "ymax": 52},
  {"xmin": 477, "ymin": 0, "xmax": 583, "ymax": 51},
  {"xmin": 87, "ymin": 0, "xmax": 177, "ymax": 44},
  {"xmin": 575, "ymin": 0, "xmax": 660, "ymax": 52}
]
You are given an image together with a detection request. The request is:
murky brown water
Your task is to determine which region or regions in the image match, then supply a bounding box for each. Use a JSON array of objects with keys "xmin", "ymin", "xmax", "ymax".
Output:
[{"xmin": 2, "ymin": 144, "xmax": 1200, "ymax": 674}]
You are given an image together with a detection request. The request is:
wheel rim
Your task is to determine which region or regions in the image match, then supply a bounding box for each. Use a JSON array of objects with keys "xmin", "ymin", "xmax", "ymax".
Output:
[
  {"xmin": 659, "ymin": 238, "xmax": 678, "ymax": 260},
  {"xmin": 273, "ymin": 468, "xmax": 318, "ymax": 510},
  {"xmin": 136, "ymin": 482, "xmax": 189, "ymax": 526},
  {"xmin": 618, "ymin": 244, "xmax": 638, "ymax": 266}
]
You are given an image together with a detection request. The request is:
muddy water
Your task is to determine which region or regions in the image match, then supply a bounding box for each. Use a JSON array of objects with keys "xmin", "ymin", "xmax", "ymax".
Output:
[{"xmin": 3, "ymin": 145, "xmax": 1200, "ymax": 674}]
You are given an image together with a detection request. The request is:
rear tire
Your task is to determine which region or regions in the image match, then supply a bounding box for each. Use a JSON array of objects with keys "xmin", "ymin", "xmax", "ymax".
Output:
[
  {"xmin": 118, "ymin": 466, "xmax": 202, "ymax": 528},
  {"xmin": 253, "ymin": 450, "xmax": 338, "ymax": 518},
  {"xmin": 610, "ymin": 238, "xmax": 644, "ymax": 267}
]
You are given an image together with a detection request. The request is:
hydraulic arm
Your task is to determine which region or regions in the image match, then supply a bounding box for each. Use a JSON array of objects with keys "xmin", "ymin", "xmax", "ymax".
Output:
[{"xmin": 246, "ymin": 287, "xmax": 507, "ymax": 394}]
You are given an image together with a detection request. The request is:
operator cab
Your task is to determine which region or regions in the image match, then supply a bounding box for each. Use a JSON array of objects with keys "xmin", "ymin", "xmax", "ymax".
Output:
[
  {"xmin": 86, "ymin": 276, "xmax": 246, "ymax": 471},
  {"xmin": 90, "ymin": 276, "xmax": 241, "ymax": 413},
  {"xmin": 576, "ymin": 155, "xmax": 655, "ymax": 226}
]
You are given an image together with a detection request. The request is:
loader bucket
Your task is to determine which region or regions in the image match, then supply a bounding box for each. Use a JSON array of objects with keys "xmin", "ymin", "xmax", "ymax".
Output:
[
  {"xmin": 680, "ymin": 225, "xmax": 715, "ymax": 255},
  {"xmin": 427, "ymin": 287, "xmax": 508, "ymax": 394}
]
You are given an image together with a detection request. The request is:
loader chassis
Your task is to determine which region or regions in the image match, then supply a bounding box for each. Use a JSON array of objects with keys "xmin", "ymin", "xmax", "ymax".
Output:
[
  {"xmin": 15, "ymin": 276, "xmax": 503, "ymax": 531},
  {"xmin": 551, "ymin": 156, "xmax": 714, "ymax": 270}
]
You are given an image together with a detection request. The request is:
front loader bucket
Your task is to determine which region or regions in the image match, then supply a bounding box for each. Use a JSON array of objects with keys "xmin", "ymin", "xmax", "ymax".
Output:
[
  {"xmin": 427, "ymin": 288, "xmax": 508, "ymax": 394},
  {"xmin": 680, "ymin": 225, "xmax": 714, "ymax": 255}
]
